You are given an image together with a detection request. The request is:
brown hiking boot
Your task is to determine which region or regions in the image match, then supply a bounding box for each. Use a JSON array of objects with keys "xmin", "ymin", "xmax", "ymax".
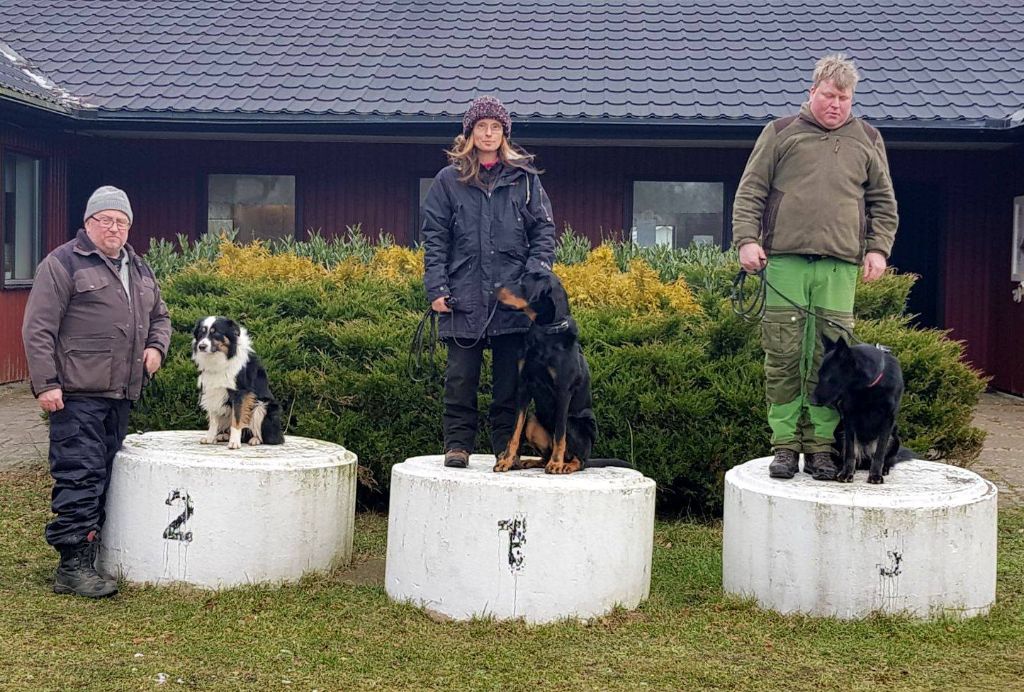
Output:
[
  {"xmin": 768, "ymin": 449, "xmax": 799, "ymax": 479},
  {"xmin": 444, "ymin": 449, "xmax": 470, "ymax": 468},
  {"xmin": 807, "ymin": 451, "xmax": 838, "ymax": 481}
]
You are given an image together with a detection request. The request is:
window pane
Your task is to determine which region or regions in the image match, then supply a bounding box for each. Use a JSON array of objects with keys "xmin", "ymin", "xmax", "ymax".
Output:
[
  {"xmin": 3, "ymin": 152, "xmax": 43, "ymax": 282},
  {"xmin": 208, "ymin": 174, "xmax": 295, "ymax": 242},
  {"xmin": 631, "ymin": 181, "xmax": 724, "ymax": 249}
]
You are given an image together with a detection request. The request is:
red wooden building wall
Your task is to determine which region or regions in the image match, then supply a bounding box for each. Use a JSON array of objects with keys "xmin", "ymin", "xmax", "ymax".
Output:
[{"xmin": 0, "ymin": 126, "xmax": 68, "ymax": 383}]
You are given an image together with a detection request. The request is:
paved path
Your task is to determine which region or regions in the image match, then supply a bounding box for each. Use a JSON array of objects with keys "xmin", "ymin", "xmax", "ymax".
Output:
[{"xmin": 1, "ymin": 381, "xmax": 1021, "ymax": 506}]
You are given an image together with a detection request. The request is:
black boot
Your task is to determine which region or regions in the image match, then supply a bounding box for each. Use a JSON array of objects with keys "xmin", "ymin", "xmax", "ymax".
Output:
[
  {"xmin": 808, "ymin": 451, "xmax": 838, "ymax": 481},
  {"xmin": 768, "ymin": 449, "xmax": 799, "ymax": 479},
  {"xmin": 53, "ymin": 534, "xmax": 118, "ymax": 598}
]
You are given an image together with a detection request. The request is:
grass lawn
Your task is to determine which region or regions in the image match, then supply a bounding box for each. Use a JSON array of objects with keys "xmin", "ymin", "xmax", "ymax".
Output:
[{"xmin": 1, "ymin": 468, "xmax": 1022, "ymax": 691}]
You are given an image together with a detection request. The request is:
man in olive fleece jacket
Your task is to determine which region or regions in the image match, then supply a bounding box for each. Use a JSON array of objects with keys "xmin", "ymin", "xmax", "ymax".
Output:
[{"xmin": 731, "ymin": 54, "xmax": 899, "ymax": 481}]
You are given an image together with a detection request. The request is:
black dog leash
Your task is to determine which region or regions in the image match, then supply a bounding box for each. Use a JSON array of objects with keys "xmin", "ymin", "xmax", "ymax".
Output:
[
  {"xmin": 730, "ymin": 267, "xmax": 860, "ymax": 345},
  {"xmin": 407, "ymin": 298, "xmax": 501, "ymax": 383},
  {"xmin": 407, "ymin": 307, "xmax": 441, "ymax": 383}
]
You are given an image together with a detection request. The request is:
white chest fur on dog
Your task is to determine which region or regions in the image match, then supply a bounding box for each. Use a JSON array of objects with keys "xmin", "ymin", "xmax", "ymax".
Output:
[{"xmin": 192, "ymin": 322, "xmax": 252, "ymax": 418}]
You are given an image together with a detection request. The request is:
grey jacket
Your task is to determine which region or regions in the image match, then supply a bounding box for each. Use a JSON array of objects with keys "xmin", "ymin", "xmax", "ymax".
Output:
[{"xmin": 22, "ymin": 229, "xmax": 171, "ymax": 401}]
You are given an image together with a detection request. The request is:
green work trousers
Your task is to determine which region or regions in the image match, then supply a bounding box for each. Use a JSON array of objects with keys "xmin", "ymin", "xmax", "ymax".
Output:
[{"xmin": 761, "ymin": 255, "xmax": 858, "ymax": 453}]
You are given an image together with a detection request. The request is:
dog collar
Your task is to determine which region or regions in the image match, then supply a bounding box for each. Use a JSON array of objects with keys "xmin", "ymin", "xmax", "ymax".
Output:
[{"xmin": 541, "ymin": 318, "xmax": 571, "ymax": 334}]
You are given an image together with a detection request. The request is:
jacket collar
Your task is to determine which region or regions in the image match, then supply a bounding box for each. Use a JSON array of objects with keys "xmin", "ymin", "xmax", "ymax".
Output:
[
  {"xmin": 798, "ymin": 102, "xmax": 854, "ymax": 133},
  {"xmin": 73, "ymin": 228, "xmax": 138, "ymax": 274},
  {"xmin": 73, "ymin": 228, "xmax": 136, "ymax": 263}
]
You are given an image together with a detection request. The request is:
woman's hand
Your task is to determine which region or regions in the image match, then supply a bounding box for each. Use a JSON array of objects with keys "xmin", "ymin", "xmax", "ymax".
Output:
[{"xmin": 432, "ymin": 296, "xmax": 451, "ymax": 313}]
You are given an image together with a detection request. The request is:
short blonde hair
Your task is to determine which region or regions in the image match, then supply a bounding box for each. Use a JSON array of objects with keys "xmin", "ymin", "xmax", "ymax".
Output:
[{"xmin": 812, "ymin": 53, "xmax": 860, "ymax": 92}]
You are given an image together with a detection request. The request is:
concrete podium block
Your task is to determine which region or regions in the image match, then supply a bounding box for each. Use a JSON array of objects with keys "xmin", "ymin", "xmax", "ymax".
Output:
[
  {"xmin": 98, "ymin": 431, "xmax": 357, "ymax": 588},
  {"xmin": 723, "ymin": 457, "xmax": 997, "ymax": 619},
  {"xmin": 385, "ymin": 455, "xmax": 656, "ymax": 624}
]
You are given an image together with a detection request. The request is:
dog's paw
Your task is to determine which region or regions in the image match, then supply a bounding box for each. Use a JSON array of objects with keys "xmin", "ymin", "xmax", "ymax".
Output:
[
  {"xmin": 227, "ymin": 439, "xmax": 242, "ymax": 450},
  {"xmin": 248, "ymin": 438, "xmax": 263, "ymax": 446},
  {"xmin": 216, "ymin": 432, "xmax": 230, "ymax": 442},
  {"xmin": 493, "ymin": 454, "xmax": 519, "ymax": 472},
  {"xmin": 867, "ymin": 474, "xmax": 884, "ymax": 484},
  {"xmin": 545, "ymin": 459, "xmax": 582, "ymax": 474},
  {"xmin": 199, "ymin": 436, "xmax": 215, "ymax": 445},
  {"xmin": 837, "ymin": 470, "xmax": 855, "ymax": 483}
]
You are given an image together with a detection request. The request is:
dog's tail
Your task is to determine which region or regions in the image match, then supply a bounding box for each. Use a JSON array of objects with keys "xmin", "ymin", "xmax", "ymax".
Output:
[
  {"xmin": 893, "ymin": 446, "xmax": 916, "ymax": 463},
  {"xmin": 585, "ymin": 458, "xmax": 633, "ymax": 469}
]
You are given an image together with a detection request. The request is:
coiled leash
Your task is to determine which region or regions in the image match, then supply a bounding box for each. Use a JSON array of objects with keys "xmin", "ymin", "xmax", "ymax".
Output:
[
  {"xmin": 730, "ymin": 266, "xmax": 859, "ymax": 344},
  {"xmin": 407, "ymin": 296, "xmax": 500, "ymax": 383},
  {"xmin": 408, "ymin": 306, "xmax": 441, "ymax": 383}
]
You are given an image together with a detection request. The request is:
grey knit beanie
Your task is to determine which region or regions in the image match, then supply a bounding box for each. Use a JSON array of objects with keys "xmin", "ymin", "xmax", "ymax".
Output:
[
  {"xmin": 84, "ymin": 185, "xmax": 133, "ymax": 225},
  {"xmin": 462, "ymin": 95, "xmax": 512, "ymax": 137}
]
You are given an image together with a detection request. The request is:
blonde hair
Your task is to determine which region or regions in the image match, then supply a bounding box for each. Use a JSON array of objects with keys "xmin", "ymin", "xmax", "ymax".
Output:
[
  {"xmin": 445, "ymin": 133, "xmax": 539, "ymax": 185},
  {"xmin": 812, "ymin": 53, "xmax": 860, "ymax": 92}
]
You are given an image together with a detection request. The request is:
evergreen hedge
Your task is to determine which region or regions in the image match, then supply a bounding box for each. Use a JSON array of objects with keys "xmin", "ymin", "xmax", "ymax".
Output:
[{"xmin": 133, "ymin": 230, "xmax": 986, "ymax": 514}]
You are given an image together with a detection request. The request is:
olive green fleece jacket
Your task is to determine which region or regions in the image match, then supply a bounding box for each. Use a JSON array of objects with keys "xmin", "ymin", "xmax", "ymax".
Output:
[{"xmin": 732, "ymin": 104, "xmax": 899, "ymax": 263}]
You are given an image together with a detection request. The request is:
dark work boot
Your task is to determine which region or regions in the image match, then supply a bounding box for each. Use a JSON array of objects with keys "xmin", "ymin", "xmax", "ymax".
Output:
[
  {"xmin": 808, "ymin": 451, "xmax": 839, "ymax": 481},
  {"xmin": 53, "ymin": 533, "xmax": 118, "ymax": 598},
  {"xmin": 444, "ymin": 449, "xmax": 470, "ymax": 468},
  {"xmin": 768, "ymin": 449, "xmax": 799, "ymax": 479}
]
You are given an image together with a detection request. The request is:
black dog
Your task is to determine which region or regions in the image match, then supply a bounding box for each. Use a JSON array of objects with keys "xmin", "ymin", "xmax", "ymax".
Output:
[
  {"xmin": 192, "ymin": 316, "xmax": 285, "ymax": 449},
  {"xmin": 810, "ymin": 334, "xmax": 909, "ymax": 483},
  {"xmin": 494, "ymin": 270, "xmax": 629, "ymax": 474}
]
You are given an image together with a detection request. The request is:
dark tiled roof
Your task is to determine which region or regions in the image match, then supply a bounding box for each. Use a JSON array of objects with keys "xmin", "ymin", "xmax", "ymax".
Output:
[
  {"xmin": 1, "ymin": 1, "xmax": 1022, "ymax": 127},
  {"xmin": 0, "ymin": 42, "xmax": 66, "ymax": 105}
]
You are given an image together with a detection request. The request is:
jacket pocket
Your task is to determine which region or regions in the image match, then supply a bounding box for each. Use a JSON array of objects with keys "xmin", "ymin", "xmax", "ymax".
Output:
[
  {"xmin": 858, "ymin": 198, "xmax": 869, "ymax": 255},
  {"xmin": 60, "ymin": 337, "xmax": 114, "ymax": 393},
  {"xmin": 760, "ymin": 188, "xmax": 784, "ymax": 251},
  {"xmin": 138, "ymin": 275, "xmax": 157, "ymax": 315}
]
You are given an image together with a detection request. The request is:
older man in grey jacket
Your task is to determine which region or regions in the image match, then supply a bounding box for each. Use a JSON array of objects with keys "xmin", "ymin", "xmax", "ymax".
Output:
[{"xmin": 22, "ymin": 185, "xmax": 171, "ymax": 598}]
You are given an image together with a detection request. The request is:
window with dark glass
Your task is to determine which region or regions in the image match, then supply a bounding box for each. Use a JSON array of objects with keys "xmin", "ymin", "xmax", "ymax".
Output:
[
  {"xmin": 2, "ymin": 151, "xmax": 43, "ymax": 285},
  {"xmin": 630, "ymin": 181, "xmax": 724, "ymax": 249},
  {"xmin": 207, "ymin": 174, "xmax": 296, "ymax": 242}
]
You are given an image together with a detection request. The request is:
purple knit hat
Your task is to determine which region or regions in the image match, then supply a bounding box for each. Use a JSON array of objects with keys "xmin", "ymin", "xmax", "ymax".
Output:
[{"xmin": 462, "ymin": 95, "xmax": 511, "ymax": 137}]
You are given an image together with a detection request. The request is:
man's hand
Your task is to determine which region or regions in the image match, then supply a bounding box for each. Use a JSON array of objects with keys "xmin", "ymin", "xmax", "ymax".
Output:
[
  {"xmin": 431, "ymin": 296, "xmax": 451, "ymax": 313},
  {"xmin": 739, "ymin": 242, "xmax": 767, "ymax": 273},
  {"xmin": 38, "ymin": 388, "xmax": 64, "ymax": 413},
  {"xmin": 143, "ymin": 347, "xmax": 163, "ymax": 376},
  {"xmin": 862, "ymin": 251, "xmax": 887, "ymax": 282}
]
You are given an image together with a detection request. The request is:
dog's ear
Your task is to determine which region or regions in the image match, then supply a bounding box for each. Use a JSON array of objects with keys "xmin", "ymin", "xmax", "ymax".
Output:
[
  {"xmin": 525, "ymin": 271, "xmax": 553, "ymax": 306},
  {"xmin": 225, "ymin": 319, "xmax": 241, "ymax": 337}
]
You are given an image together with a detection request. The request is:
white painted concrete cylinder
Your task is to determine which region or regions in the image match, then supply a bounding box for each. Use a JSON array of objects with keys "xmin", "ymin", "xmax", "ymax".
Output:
[
  {"xmin": 723, "ymin": 457, "xmax": 997, "ymax": 619},
  {"xmin": 386, "ymin": 455, "xmax": 656, "ymax": 623},
  {"xmin": 98, "ymin": 431, "xmax": 357, "ymax": 589}
]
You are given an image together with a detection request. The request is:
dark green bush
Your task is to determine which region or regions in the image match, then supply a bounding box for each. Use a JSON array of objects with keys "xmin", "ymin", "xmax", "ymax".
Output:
[{"xmin": 133, "ymin": 240, "xmax": 986, "ymax": 515}]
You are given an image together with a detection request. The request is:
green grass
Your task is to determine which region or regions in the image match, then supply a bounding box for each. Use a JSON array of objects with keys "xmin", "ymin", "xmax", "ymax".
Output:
[{"xmin": 2, "ymin": 469, "xmax": 1022, "ymax": 691}]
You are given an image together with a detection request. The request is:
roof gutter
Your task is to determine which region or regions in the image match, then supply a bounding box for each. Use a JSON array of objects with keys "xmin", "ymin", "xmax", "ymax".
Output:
[{"xmin": 4, "ymin": 97, "xmax": 1023, "ymax": 145}]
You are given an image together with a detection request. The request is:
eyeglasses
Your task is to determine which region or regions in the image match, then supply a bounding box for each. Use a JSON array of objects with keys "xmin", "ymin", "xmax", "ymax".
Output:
[{"xmin": 90, "ymin": 215, "xmax": 130, "ymax": 231}]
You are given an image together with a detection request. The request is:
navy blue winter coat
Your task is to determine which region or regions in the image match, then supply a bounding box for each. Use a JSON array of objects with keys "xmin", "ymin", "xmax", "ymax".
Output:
[{"xmin": 422, "ymin": 163, "xmax": 556, "ymax": 339}]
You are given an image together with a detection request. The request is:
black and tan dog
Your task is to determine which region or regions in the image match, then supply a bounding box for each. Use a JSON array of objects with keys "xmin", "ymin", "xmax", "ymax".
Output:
[{"xmin": 494, "ymin": 270, "xmax": 629, "ymax": 474}]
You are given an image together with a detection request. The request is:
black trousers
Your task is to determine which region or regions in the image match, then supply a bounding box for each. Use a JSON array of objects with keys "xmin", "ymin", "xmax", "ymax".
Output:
[
  {"xmin": 443, "ymin": 333, "xmax": 524, "ymax": 455},
  {"xmin": 46, "ymin": 396, "xmax": 131, "ymax": 547}
]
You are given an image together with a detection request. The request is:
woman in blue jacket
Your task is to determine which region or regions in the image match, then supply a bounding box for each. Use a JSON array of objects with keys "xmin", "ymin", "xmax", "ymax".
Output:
[{"xmin": 421, "ymin": 96, "xmax": 556, "ymax": 468}]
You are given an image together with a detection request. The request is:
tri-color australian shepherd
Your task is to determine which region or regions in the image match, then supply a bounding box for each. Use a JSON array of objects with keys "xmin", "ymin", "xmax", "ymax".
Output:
[{"xmin": 191, "ymin": 316, "xmax": 284, "ymax": 449}]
